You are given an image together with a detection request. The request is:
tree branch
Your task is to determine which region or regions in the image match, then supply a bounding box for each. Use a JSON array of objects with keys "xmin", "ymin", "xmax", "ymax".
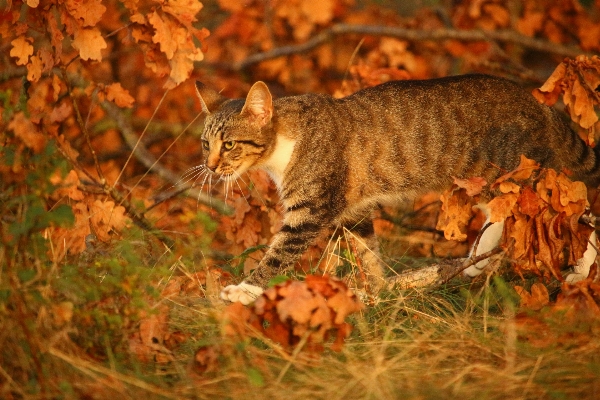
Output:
[
  {"xmin": 229, "ymin": 24, "xmax": 590, "ymax": 71},
  {"xmin": 102, "ymin": 101, "xmax": 233, "ymax": 216}
]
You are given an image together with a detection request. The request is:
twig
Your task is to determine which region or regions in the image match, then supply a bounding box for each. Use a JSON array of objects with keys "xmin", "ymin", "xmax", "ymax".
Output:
[
  {"xmin": 228, "ymin": 24, "xmax": 590, "ymax": 71},
  {"xmin": 470, "ymin": 221, "xmax": 493, "ymax": 262},
  {"xmin": 437, "ymin": 247, "xmax": 504, "ymax": 285}
]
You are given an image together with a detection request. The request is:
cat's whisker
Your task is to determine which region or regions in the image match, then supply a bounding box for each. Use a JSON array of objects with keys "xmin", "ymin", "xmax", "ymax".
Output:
[
  {"xmin": 173, "ymin": 165, "xmax": 206, "ymax": 188},
  {"xmin": 233, "ymin": 172, "xmax": 251, "ymax": 206}
]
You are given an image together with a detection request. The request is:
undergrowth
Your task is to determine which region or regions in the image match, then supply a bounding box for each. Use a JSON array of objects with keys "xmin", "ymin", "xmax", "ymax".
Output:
[{"xmin": 1, "ymin": 147, "xmax": 598, "ymax": 398}]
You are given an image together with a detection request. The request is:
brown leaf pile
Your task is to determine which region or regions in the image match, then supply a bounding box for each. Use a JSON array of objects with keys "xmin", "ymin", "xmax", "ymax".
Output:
[
  {"xmin": 514, "ymin": 268, "xmax": 600, "ymax": 348},
  {"xmin": 438, "ymin": 155, "xmax": 595, "ymax": 281},
  {"xmin": 223, "ymin": 275, "xmax": 364, "ymax": 353}
]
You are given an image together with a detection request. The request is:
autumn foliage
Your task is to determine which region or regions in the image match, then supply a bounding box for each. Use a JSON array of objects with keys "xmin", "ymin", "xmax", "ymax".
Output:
[
  {"xmin": 2, "ymin": 0, "xmax": 600, "ymax": 397},
  {"xmin": 223, "ymin": 275, "xmax": 363, "ymax": 353}
]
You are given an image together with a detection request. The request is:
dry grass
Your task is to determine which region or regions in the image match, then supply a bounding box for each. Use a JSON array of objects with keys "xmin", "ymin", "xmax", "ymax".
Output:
[{"xmin": 2, "ymin": 230, "xmax": 600, "ymax": 399}]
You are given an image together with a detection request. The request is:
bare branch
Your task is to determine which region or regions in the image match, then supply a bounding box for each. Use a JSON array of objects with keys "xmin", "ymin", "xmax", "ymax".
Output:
[
  {"xmin": 102, "ymin": 101, "xmax": 233, "ymax": 216},
  {"xmin": 229, "ymin": 24, "xmax": 590, "ymax": 71}
]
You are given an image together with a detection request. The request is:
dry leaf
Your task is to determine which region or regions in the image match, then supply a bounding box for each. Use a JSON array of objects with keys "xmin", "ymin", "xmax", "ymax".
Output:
[
  {"xmin": 10, "ymin": 36, "xmax": 34, "ymax": 66},
  {"xmin": 453, "ymin": 176, "xmax": 487, "ymax": 196},
  {"xmin": 487, "ymin": 193, "xmax": 518, "ymax": 223},
  {"xmin": 106, "ymin": 83, "xmax": 135, "ymax": 108},
  {"xmin": 515, "ymin": 283, "xmax": 550, "ymax": 311},
  {"xmin": 72, "ymin": 27, "xmax": 107, "ymax": 61}
]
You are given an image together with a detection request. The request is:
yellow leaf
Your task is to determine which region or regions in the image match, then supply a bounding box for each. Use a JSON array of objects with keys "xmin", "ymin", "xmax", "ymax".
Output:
[
  {"xmin": 26, "ymin": 0, "xmax": 39, "ymax": 8},
  {"xmin": 72, "ymin": 27, "xmax": 107, "ymax": 61},
  {"xmin": 10, "ymin": 36, "xmax": 34, "ymax": 66}
]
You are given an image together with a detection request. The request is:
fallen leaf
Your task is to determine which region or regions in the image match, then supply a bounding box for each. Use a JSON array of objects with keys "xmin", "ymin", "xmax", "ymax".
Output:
[
  {"xmin": 487, "ymin": 193, "xmax": 518, "ymax": 223},
  {"xmin": 453, "ymin": 176, "xmax": 487, "ymax": 196},
  {"xmin": 515, "ymin": 283, "xmax": 549, "ymax": 311}
]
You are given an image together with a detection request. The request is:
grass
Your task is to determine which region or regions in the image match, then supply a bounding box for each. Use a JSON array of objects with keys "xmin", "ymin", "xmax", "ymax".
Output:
[{"xmin": 2, "ymin": 225, "xmax": 600, "ymax": 399}]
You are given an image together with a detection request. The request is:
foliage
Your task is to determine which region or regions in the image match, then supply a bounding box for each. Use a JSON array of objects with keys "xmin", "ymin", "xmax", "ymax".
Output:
[{"xmin": 1, "ymin": 0, "xmax": 600, "ymax": 398}]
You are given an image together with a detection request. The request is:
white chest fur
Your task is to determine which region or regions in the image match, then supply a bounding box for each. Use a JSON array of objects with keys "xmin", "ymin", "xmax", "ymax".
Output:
[{"xmin": 261, "ymin": 135, "xmax": 296, "ymax": 189}]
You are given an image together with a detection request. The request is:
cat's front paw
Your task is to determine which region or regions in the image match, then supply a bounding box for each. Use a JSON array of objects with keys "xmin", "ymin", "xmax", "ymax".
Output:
[{"xmin": 220, "ymin": 282, "xmax": 264, "ymax": 305}]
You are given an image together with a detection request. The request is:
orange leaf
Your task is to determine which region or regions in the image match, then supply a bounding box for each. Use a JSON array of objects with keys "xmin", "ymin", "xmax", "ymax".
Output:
[
  {"xmin": 494, "ymin": 155, "xmax": 539, "ymax": 185},
  {"xmin": 50, "ymin": 169, "xmax": 84, "ymax": 201},
  {"xmin": 26, "ymin": 54, "xmax": 42, "ymax": 82},
  {"xmin": 518, "ymin": 186, "xmax": 542, "ymax": 217},
  {"xmin": 515, "ymin": 283, "xmax": 549, "ymax": 311},
  {"xmin": 89, "ymin": 200, "xmax": 127, "ymax": 241},
  {"xmin": 453, "ymin": 176, "xmax": 487, "ymax": 196},
  {"xmin": 436, "ymin": 188, "xmax": 474, "ymax": 241},
  {"xmin": 571, "ymin": 78, "xmax": 598, "ymax": 129},
  {"xmin": 10, "ymin": 36, "xmax": 34, "ymax": 65},
  {"xmin": 106, "ymin": 83, "xmax": 135, "ymax": 108},
  {"xmin": 65, "ymin": 0, "xmax": 106, "ymax": 27},
  {"xmin": 8, "ymin": 112, "xmax": 46, "ymax": 153},
  {"xmin": 72, "ymin": 27, "xmax": 107, "ymax": 61},
  {"xmin": 487, "ymin": 193, "xmax": 518, "ymax": 223},
  {"xmin": 499, "ymin": 181, "xmax": 520, "ymax": 194}
]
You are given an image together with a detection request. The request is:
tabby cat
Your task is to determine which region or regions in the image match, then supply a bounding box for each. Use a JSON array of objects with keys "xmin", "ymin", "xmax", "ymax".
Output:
[{"xmin": 194, "ymin": 74, "xmax": 600, "ymax": 305}]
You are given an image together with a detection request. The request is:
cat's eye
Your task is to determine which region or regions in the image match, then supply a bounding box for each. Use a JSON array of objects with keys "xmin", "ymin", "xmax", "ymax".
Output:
[
  {"xmin": 201, "ymin": 141, "xmax": 209, "ymax": 151},
  {"xmin": 223, "ymin": 141, "xmax": 236, "ymax": 150}
]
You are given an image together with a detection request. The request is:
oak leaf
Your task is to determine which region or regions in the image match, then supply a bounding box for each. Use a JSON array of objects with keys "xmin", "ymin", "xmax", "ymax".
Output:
[
  {"xmin": 65, "ymin": 0, "xmax": 106, "ymax": 27},
  {"xmin": 515, "ymin": 283, "xmax": 550, "ymax": 311},
  {"xmin": 453, "ymin": 176, "xmax": 486, "ymax": 196},
  {"xmin": 48, "ymin": 202, "xmax": 91, "ymax": 262},
  {"xmin": 72, "ymin": 27, "xmax": 107, "ymax": 61},
  {"xmin": 50, "ymin": 169, "xmax": 84, "ymax": 201},
  {"xmin": 89, "ymin": 200, "xmax": 127, "ymax": 241},
  {"xmin": 436, "ymin": 188, "xmax": 474, "ymax": 241},
  {"xmin": 10, "ymin": 36, "xmax": 34, "ymax": 65},
  {"xmin": 532, "ymin": 63, "xmax": 566, "ymax": 106},
  {"xmin": 26, "ymin": 54, "xmax": 42, "ymax": 82},
  {"xmin": 570, "ymin": 78, "xmax": 598, "ymax": 129},
  {"xmin": 163, "ymin": 0, "xmax": 204, "ymax": 26},
  {"xmin": 8, "ymin": 112, "xmax": 46, "ymax": 153},
  {"xmin": 487, "ymin": 193, "xmax": 518, "ymax": 223},
  {"xmin": 498, "ymin": 181, "xmax": 520, "ymax": 194},
  {"xmin": 518, "ymin": 186, "xmax": 542, "ymax": 218},
  {"xmin": 507, "ymin": 213, "xmax": 534, "ymax": 261},
  {"xmin": 494, "ymin": 155, "xmax": 539, "ymax": 184},
  {"xmin": 106, "ymin": 83, "xmax": 135, "ymax": 108}
]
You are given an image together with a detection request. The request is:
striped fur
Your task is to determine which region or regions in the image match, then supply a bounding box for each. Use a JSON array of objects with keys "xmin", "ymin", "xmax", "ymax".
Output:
[{"xmin": 196, "ymin": 75, "xmax": 600, "ymax": 291}]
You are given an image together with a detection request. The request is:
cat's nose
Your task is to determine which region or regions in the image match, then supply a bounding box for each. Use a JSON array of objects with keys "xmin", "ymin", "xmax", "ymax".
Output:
[{"xmin": 206, "ymin": 164, "xmax": 217, "ymax": 172}]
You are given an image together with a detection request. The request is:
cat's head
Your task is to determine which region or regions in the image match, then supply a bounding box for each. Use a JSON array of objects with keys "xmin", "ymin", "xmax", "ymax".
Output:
[{"xmin": 195, "ymin": 81, "xmax": 274, "ymax": 180}]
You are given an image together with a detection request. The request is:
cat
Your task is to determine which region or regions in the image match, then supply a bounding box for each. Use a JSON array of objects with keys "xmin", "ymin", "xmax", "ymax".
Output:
[{"xmin": 194, "ymin": 74, "xmax": 600, "ymax": 305}]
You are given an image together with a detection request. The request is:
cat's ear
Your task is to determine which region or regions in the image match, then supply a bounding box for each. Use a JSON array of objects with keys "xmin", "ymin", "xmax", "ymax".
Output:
[
  {"xmin": 240, "ymin": 81, "xmax": 273, "ymax": 127},
  {"xmin": 195, "ymin": 81, "xmax": 226, "ymax": 114}
]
